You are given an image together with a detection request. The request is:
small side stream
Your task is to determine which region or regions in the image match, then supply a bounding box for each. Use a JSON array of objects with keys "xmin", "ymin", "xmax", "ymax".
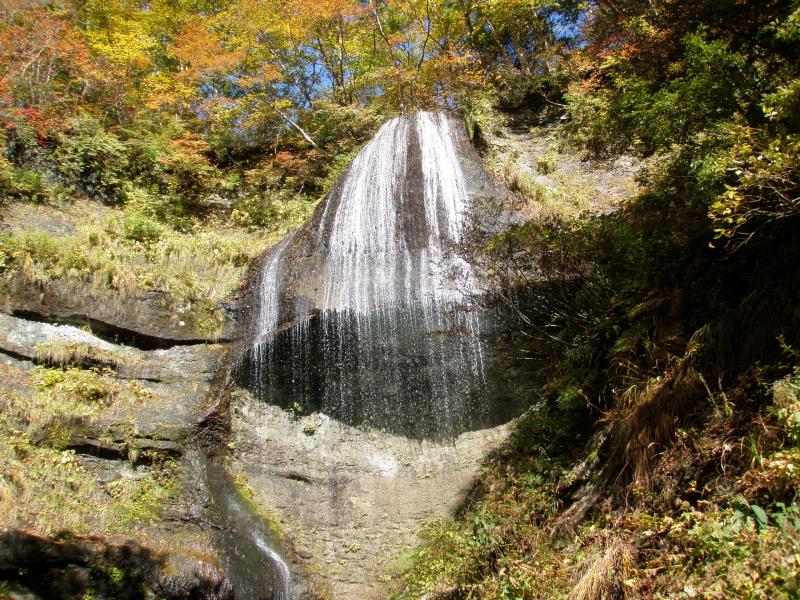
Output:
[
  {"xmin": 204, "ymin": 457, "xmax": 291, "ymax": 600},
  {"xmin": 197, "ymin": 345, "xmax": 295, "ymax": 600}
]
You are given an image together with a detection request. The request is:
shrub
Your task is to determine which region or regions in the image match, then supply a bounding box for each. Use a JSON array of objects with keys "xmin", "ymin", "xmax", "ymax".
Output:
[
  {"xmin": 52, "ymin": 116, "xmax": 128, "ymax": 202},
  {"xmin": 1, "ymin": 130, "xmax": 51, "ymax": 203},
  {"xmin": 34, "ymin": 367, "xmax": 112, "ymax": 404},
  {"xmin": 0, "ymin": 227, "xmax": 65, "ymax": 281},
  {"xmin": 772, "ymin": 373, "xmax": 800, "ymax": 446},
  {"xmin": 2, "ymin": 110, "xmax": 45, "ymax": 164},
  {"xmin": 536, "ymin": 151, "xmax": 557, "ymax": 175},
  {"xmin": 229, "ymin": 192, "xmax": 317, "ymax": 232},
  {"xmin": 118, "ymin": 210, "xmax": 164, "ymax": 245},
  {"xmin": 7, "ymin": 168, "xmax": 49, "ymax": 202}
]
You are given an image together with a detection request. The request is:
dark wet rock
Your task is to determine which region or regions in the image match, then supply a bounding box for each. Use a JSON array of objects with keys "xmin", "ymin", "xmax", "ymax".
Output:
[{"xmin": 158, "ymin": 553, "xmax": 233, "ymax": 600}]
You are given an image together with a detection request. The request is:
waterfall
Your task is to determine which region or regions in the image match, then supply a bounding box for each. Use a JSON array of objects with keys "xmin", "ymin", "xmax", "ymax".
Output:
[
  {"xmin": 228, "ymin": 110, "xmax": 524, "ymax": 600},
  {"xmin": 255, "ymin": 234, "xmax": 295, "ymax": 344},
  {"xmin": 205, "ymin": 459, "xmax": 291, "ymax": 600},
  {"xmin": 316, "ymin": 111, "xmax": 471, "ymax": 312},
  {"xmin": 238, "ymin": 111, "xmax": 501, "ymax": 440}
]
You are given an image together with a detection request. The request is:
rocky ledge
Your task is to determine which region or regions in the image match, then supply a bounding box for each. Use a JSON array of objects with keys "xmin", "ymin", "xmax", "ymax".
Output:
[{"xmin": 0, "ymin": 307, "xmax": 234, "ymax": 598}]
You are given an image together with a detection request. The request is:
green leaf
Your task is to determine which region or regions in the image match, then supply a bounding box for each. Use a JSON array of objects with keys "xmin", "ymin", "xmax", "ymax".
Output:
[{"xmin": 751, "ymin": 505, "xmax": 769, "ymax": 527}]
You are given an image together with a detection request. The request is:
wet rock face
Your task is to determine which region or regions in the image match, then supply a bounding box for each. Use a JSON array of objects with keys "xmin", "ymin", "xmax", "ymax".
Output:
[
  {"xmin": 233, "ymin": 112, "xmax": 517, "ymax": 441},
  {"xmin": 230, "ymin": 390, "xmax": 514, "ymax": 599}
]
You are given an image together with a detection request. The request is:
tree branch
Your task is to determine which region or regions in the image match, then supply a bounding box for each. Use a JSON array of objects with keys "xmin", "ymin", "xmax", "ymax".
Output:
[{"xmin": 277, "ymin": 110, "xmax": 318, "ymax": 148}]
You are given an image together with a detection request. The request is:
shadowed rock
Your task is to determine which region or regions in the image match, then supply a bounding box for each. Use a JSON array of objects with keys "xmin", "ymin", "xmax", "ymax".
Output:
[{"xmin": 0, "ymin": 528, "xmax": 232, "ymax": 599}]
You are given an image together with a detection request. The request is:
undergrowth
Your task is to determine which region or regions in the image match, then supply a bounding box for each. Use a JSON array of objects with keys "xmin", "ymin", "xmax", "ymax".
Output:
[
  {"xmin": 0, "ymin": 361, "xmax": 177, "ymax": 537},
  {"xmin": 393, "ymin": 366, "xmax": 800, "ymax": 599},
  {"xmin": 0, "ymin": 198, "xmax": 283, "ymax": 337}
]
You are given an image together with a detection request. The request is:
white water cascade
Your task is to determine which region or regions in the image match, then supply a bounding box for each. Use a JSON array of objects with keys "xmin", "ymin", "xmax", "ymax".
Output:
[
  {"xmin": 317, "ymin": 111, "xmax": 471, "ymax": 312},
  {"xmin": 237, "ymin": 111, "xmax": 510, "ymax": 440}
]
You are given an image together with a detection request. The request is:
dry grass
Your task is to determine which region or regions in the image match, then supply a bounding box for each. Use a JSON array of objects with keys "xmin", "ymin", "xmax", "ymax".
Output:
[
  {"xmin": 1, "ymin": 217, "xmax": 269, "ymax": 301},
  {"xmin": 621, "ymin": 364, "xmax": 705, "ymax": 485},
  {"xmin": 0, "ymin": 437, "xmax": 177, "ymax": 536},
  {"xmin": 33, "ymin": 340, "xmax": 138, "ymax": 370},
  {"xmin": 504, "ymin": 160, "xmax": 548, "ymax": 202},
  {"xmin": 0, "ymin": 365, "xmax": 155, "ymax": 434},
  {"xmin": 569, "ymin": 539, "xmax": 638, "ymax": 600},
  {"xmin": 0, "ymin": 198, "xmax": 275, "ymax": 336},
  {"xmin": 502, "ymin": 159, "xmax": 598, "ymax": 222},
  {"xmin": 0, "ymin": 362, "xmax": 176, "ymax": 537}
]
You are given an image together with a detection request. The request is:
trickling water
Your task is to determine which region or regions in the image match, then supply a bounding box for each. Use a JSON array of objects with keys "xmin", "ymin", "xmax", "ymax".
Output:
[
  {"xmin": 254, "ymin": 537, "xmax": 291, "ymax": 600},
  {"xmin": 237, "ymin": 111, "xmax": 515, "ymax": 440},
  {"xmin": 256, "ymin": 234, "xmax": 295, "ymax": 343},
  {"xmin": 205, "ymin": 459, "xmax": 290, "ymax": 600}
]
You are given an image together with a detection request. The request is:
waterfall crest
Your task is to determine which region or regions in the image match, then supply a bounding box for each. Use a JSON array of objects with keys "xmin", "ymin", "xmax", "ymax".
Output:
[
  {"xmin": 317, "ymin": 111, "xmax": 470, "ymax": 313},
  {"xmin": 237, "ymin": 111, "xmax": 514, "ymax": 440}
]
